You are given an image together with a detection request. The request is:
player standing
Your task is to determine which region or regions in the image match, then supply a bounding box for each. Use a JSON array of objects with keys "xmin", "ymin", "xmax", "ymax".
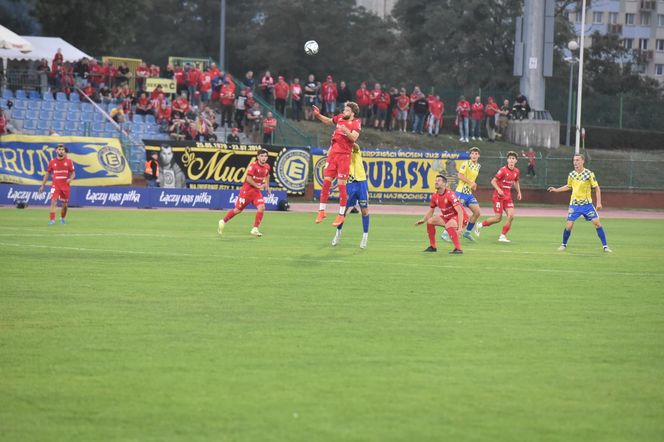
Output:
[
  {"xmin": 547, "ymin": 154, "xmax": 612, "ymax": 252},
  {"xmin": 39, "ymin": 144, "xmax": 75, "ymax": 225},
  {"xmin": 416, "ymin": 175, "xmax": 467, "ymax": 254},
  {"xmin": 312, "ymin": 101, "xmax": 361, "ymax": 227},
  {"xmin": 218, "ymin": 149, "xmax": 271, "ymax": 237},
  {"xmin": 475, "ymin": 151, "xmax": 521, "ymax": 242},
  {"xmin": 442, "ymin": 147, "xmax": 481, "ymax": 243},
  {"xmin": 332, "ymin": 144, "xmax": 370, "ymax": 249}
]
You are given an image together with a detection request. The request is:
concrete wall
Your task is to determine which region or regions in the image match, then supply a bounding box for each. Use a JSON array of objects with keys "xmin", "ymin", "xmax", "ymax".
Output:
[{"xmin": 505, "ymin": 120, "xmax": 560, "ymax": 149}]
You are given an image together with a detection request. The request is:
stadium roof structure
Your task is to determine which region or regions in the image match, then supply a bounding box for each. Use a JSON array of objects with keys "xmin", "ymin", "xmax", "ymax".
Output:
[
  {"xmin": 0, "ymin": 25, "xmax": 33, "ymax": 53},
  {"xmin": 1, "ymin": 35, "xmax": 92, "ymax": 62}
]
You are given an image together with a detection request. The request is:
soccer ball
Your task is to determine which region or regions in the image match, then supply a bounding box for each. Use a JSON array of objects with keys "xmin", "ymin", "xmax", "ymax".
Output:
[{"xmin": 304, "ymin": 40, "xmax": 319, "ymax": 56}]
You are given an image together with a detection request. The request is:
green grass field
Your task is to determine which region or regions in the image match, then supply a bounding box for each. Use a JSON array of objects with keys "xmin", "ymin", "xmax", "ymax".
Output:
[{"xmin": 1, "ymin": 208, "xmax": 663, "ymax": 441}]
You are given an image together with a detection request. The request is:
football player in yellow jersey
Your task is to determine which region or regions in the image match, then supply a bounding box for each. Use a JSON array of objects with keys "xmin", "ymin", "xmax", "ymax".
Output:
[
  {"xmin": 547, "ymin": 154, "xmax": 612, "ymax": 252},
  {"xmin": 452, "ymin": 147, "xmax": 481, "ymax": 242},
  {"xmin": 332, "ymin": 144, "xmax": 370, "ymax": 249}
]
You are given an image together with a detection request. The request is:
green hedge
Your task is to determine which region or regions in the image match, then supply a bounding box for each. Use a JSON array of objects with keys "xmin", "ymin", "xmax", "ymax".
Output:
[{"xmin": 559, "ymin": 124, "xmax": 664, "ymax": 151}]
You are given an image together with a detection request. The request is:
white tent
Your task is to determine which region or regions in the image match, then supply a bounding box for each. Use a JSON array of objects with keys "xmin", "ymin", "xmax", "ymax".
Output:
[
  {"xmin": 0, "ymin": 25, "xmax": 33, "ymax": 53},
  {"xmin": 1, "ymin": 35, "xmax": 92, "ymax": 62}
]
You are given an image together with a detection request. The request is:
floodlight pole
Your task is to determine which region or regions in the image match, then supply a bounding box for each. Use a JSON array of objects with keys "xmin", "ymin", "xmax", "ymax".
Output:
[
  {"xmin": 219, "ymin": 0, "xmax": 226, "ymax": 71},
  {"xmin": 574, "ymin": 0, "xmax": 587, "ymax": 155}
]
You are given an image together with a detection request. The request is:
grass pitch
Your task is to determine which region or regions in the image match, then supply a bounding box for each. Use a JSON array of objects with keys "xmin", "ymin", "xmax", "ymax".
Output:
[{"xmin": 1, "ymin": 208, "xmax": 663, "ymax": 441}]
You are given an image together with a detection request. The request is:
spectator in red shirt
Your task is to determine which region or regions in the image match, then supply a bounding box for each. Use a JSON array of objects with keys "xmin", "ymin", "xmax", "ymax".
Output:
[
  {"xmin": 273, "ymin": 75, "xmax": 290, "ymax": 116},
  {"xmin": 219, "ymin": 83, "xmax": 236, "ymax": 128},
  {"xmin": 373, "ymin": 86, "xmax": 391, "ymax": 131},
  {"xmin": 485, "ymin": 96, "xmax": 500, "ymax": 142},
  {"xmin": 156, "ymin": 100, "xmax": 172, "ymax": 126},
  {"xmin": 521, "ymin": 147, "xmax": 537, "ymax": 177},
  {"xmin": 150, "ymin": 64, "xmax": 161, "ymax": 78},
  {"xmin": 135, "ymin": 61, "xmax": 150, "ymax": 92},
  {"xmin": 355, "ymin": 81, "xmax": 372, "ymax": 125},
  {"xmin": 0, "ymin": 109, "xmax": 9, "ymax": 134},
  {"xmin": 470, "ymin": 96, "xmax": 484, "ymax": 140},
  {"xmin": 395, "ymin": 88, "xmax": 410, "ymax": 132},
  {"xmin": 428, "ymin": 96, "xmax": 444, "ymax": 136},
  {"xmin": 262, "ymin": 111, "xmax": 277, "ymax": 144},
  {"xmin": 186, "ymin": 65, "xmax": 201, "ymax": 105},
  {"xmin": 290, "ymin": 78, "xmax": 303, "ymax": 122},
  {"xmin": 321, "ymin": 75, "xmax": 338, "ymax": 117},
  {"xmin": 259, "ymin": 70, "xmax": 274, "ymax": 103},
  {"xmin": 135, "ymin": 92, "xmax": 153, "ymax": 116},
  {"xmin": 456, "ymin": 95, "xmax": 471, "ymax": 142},
  {"xmin": 174, "ymin": 64, "xmax": 186, "ymax": 95},
  {"xmin": 172, "ymin": 91, "xmax": 190, "ymax": 119},
  {"xmin": 199, "ymin": 71, "xmax": 212, "ymax": 103}
]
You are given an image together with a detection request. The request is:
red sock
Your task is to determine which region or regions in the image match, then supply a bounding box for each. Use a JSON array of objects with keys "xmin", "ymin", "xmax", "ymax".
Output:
[
  {"xmin": 447, "ymin": 227, "xmax": 461, "ymax": 250},
  {"xmin": 320, "ymin": 180, "xmax": 331, "ymax": 204},
  {"xmin": 502, "ymin": 224, "xmax": 511, "ymax": 235},
  {"xmin": 254, "ymin": 211, "xmax": 264, "ymax": 228},
  {"xmin": 427, "ymin": 224, "xmax": 436, "ymax": 248},
  {"xmin": 338, "ymin": 183, "xmax": 347, "ymax": 207},
  {"xmin": 482, "ymin": 220, "xmax": 488, "ymax": 227},
  {"xmin": 223, "ymin": 210, "xmax": 237, "ymax": 223},
  {"xmin": 49, "ymin": 212, "xmax": 55, "ymax": 221}
]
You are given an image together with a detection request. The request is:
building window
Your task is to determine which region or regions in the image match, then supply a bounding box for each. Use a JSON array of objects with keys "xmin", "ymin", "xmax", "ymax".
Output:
[
  {"xmin": 593, "ymin": 11, "xmax": 603, "ymax": 24},
  {"xmin": 658, "ymin": 14, "xmax": 664, "ymax": 27},
  {"xmin": 637, "ymin": 64, "xmax": 646, "ymax": 74},
  {"xmin": 639, "ymin": 38, "xmax": 649, "ymax": 50},
  {"xmin": 625, "ymin": 13, "xmax": 635, "ymax": 25},
  {"xmin": 656, "ymin": 64, "xmax": 664, "ymax": 76},
  {"xmin": 609, "ymin": 12, "xmax": 618, "ymax": 24},
  {"xmin": 641, "ymin": 12, "xmax": 651, "ymax": 26},
  {"xmin": 623, "ymin": 38, "xmax": 634, "ymax": 49},
  {"xmin": 657, "ymin": 39, "xmax": 664, "ymax": 51}
]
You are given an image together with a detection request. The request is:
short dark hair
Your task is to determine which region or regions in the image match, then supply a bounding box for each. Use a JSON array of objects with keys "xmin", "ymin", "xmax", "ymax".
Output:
[
  {"xmin": 257, "ymin": 149, "xmax": 269, "ymax": 156},
  {"xmin": 436, "ymin": 174, "xmax": 447, "ymax": 183},
  {"xmin": 345, "ymin": 101, "xmax": 359, "ymax": 116},
  {"xmin": 469, "ymin": 147, "xmax": 480, "ymax": 154},
  {"xmin": 506, "ymin": 150, "xmax": 518, "ymax": 159}
]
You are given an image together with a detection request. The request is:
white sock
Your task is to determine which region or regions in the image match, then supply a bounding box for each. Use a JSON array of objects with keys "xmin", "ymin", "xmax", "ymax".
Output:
[
  {"xmin": 362, "ymin": 232, "xmax": 368, "ymax": 240},
  {"xmin": 319, "ymin": 203, "xmax": 326, "ymax": 211},
  {"xmin": 339, "ymin": 206, "xmax": 346, "ymax": 215}
]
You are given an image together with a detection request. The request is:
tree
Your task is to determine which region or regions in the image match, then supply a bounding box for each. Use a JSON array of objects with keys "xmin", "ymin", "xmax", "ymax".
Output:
[{"xmin": 0, "ymin": 0, "xmax": 41, "ymax": 35}]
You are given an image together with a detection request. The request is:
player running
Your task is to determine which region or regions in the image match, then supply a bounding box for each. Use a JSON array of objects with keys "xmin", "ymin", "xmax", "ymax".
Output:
[
  {"xmin": 547, "ymin": 154, "xmax": 612, "ymax": 252},
  {"xmin": 312, "ymin": 101, "xmax": 361, "ymax": 227},
  {"xmin": 332, "ymin": 143, "xmax": 370, "ymax": 249},
  {"xmin": 475, "ymin": 151, "xmax": 521, "ymax": 242},
  {"xmin": 218, "ymin": 149, "xmax": 271, "ymax": 237},
  {"xmin": 39, "ymin": 144, "xmax": 75, "ymax": 225},
  {"xmin": 416, "ymin": 174, "xmax": 467, "ymax": 254},
  {"xmin": 442, "ymin": 146, "xmax": 481, "ymax": 243}
]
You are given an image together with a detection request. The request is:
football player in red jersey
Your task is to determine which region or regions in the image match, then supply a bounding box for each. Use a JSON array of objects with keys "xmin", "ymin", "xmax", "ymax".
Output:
[
  {"xmin": 39, "ymin": 144, "xmax": 75, "ymax": 225},
  {"xmin": 312, "ymin": 101, "xmax": 361, "ymax": 227},
  {"xmin": 475, "ymin": 151, "xmax": 522, "ymax": 242},
  {"xmin": 416, "ymin": 175, "xmax": 467, "ymax": 254},
  {"xmin": 218, "ymin": 149, "xmax": 271, "ymax": 237}
]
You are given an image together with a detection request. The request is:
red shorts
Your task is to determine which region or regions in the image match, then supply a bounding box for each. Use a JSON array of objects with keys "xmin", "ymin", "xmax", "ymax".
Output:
[
  {"xmin": 492, "ymin": 193, "xmax": 514, "ymax": 214},
  {"xmin": 50, "ymin": 186, "xmax": 71, "ymax": 203},
  {"xmin": 442, "ymin": 210, "xmax": 469, "ymax": 227},
  {"xmin": 323, "ymin": 150, "xmax": 351, "ymax": 180},
  {"xmin": 235, "ymin": 187, "xmax": 264, "ymax": 210}
]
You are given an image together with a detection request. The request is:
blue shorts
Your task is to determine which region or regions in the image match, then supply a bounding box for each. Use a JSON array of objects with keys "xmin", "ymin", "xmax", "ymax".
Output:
[
  {"xmin": 567, "ymin": 203, "xmax": 599, "ymax": 222},
  {"xmin": 455, "ymin": 191, "xmax": 478, "ymax": 207},
  {"xmin": 346, "ymin": 180, "xmax": 369, "ymax": 209}
]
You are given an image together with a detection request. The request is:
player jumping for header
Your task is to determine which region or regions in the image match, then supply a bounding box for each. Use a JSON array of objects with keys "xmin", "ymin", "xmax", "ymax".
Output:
[{"xmin": 312, "ymin": 101, "xmax": 361, "ymax": 227}]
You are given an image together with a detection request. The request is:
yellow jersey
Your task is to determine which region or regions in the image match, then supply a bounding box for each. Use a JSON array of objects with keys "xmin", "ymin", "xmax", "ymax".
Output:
[
  {"xmin": 567, "ymin": 168, "xmax": 598, "ymax": 206},
  {"xmin": 455, "ymin": 160, "xmax": 481, "ymax": 194},
  {"xmin": 348, "ymin": 146, "xmax": 367, "ymax": 182}
]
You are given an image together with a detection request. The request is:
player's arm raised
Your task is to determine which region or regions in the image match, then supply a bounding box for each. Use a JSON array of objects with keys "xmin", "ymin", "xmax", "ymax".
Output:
[
  {"xmin": 490, "ymin": 176, "xmax": 503, "ymax": 197},
  {"xmin": 547, "ymin": 184, "xmax": 570, "ymax": 193},
  {"xmin": 39, "ymin": 171, "xmax": 51, "ymax": 193},
  {"xmin": 415, "ymin": 208, "xmax": 435, "ymax": 226},
  {"xmin": 312, "ymin": 105, "xmax": 333, "ymax": 125}
]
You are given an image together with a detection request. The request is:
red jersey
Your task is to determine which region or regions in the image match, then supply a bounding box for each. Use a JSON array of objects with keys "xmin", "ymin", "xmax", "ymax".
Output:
[
  {"xmin": 396, "ymin": 95, "xmax": 410, "ymax": 111},
  {"xmin": 242, "ymin": 160, "xmax": 271, "ymax": 191},
  {"xmin": 321, "ymin": 82, "xmax": 338, "ymax": 102},
  {"xmin": 375, "ymin": 92, "xmax": 391, "ymax": 110},
  {"xmin": 329, "ymin": 114, "xmax": 361, "ymax": 155},
  {"xmin": 355, "ymin": 88, "xmax": 372, "ymax": 107},
  {"xmin": 456, "ymin": 100, "xmax": 470, "ymax": 117},
  {"xmin": 430, "ymin": 188, "xmax": 463, "ymax": 222},
  {"xmin": 494, "ymin": 166, "xmax": 520, "ymax": 196},
  {"xmin": 274, "ymin": 81, "xmax": 290, "ymax": 99},
  {"xmin": 47, "ymin": 157, "xmax": 75, "ymax": 189},
  {"xmin": 430, "ymin": 100, "xmax": 444, "ymax": 119},
  {"xmin": 471, "ymin": 102, "xmax": 484, "ymax": 120},
  {"xmin": 485, "ymin": 101, "xmax": 499, "ymax": 117}
]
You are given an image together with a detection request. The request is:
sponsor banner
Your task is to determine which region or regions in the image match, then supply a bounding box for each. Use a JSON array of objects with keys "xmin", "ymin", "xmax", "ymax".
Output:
[
  {"xmin": 168, "ymin": 56, "xmax": 211, "ymax": 71},
  {"xmin": 311, "ymin": 148, "xmax": 470, "ymax": 201},
  {"xmin": 145, "ymin": 78, "xmax": 176, "ymax": 94},
  {"xmin": 0, "ymin": 184, "xmax": 287, "ymax": 210},
  {"xmin": 0, "ymin": 135, "xmax": 132, "ymax": 186},
  {"xmin": 143, "ymin": 139, "xmax": 310, "ymax": 195}
]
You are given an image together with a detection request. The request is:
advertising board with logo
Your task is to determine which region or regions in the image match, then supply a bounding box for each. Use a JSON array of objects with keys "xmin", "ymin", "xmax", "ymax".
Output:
[
  {"xmin": 0, "ymin": 135, "xmax": 132, "ymax": 186},
  {"xmin": 143, "ymin": 139, "xmax": 310, "ymax": 195}
]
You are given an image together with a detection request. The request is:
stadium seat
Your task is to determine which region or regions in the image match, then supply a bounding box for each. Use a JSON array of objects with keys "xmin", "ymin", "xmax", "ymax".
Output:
[
  {"xmin": 53, "ymin": 111, "xmax": 66, "ymax": 121},
  {"xmin": 28, "ymin": 100, "xmax": 42, "ymax": 111},
  {"xmin": 15, "ymin": 90, "xmax": 27, "ymax": 99},
  {"xmin": 43, "ymin": 92, "xmax": 54, "ymax": 101},
  {"xmin": 92, "ymin": 122, "xmax": 105, "ymax": 133},
  {"xmin": 65, "ymin": 121, "xmax": 80, "ymax": 132},
  {"xmin": 131, "ymin": 122, "xmax": 145, "ymax": 133},
  {"xmin": 93, "ymin": 112, "xmax": 106, "ymax": 122},
  {"xmin": 39, "ymin": 110, "xmax": 53, "ymax": 120},
  {"xmin": 54, "ymin": 101, "xmax": 68, "ymax": 112},
  {"xmin": 144, "ymin": 114, "xmax": 156, "ymax": 124},
  {"xmin": 22, "ymin": 119, "xmax": 38, "ymax": 130},
  {"xmin": 12, "ymin": 99, "xmax": 27, "ymax": 110},
  {"xmin": 133, "ymin": 114, "xmax": 144, "ymax": 123},
  {"xmin": 66, "ymin": 111, "xmax": 80, "ymax": 121},
  {"xmin": 2, "ymin": 90, "xmax": 13, "ymax": 99},
  {"xmin": 10, "ymin": 109, "xmax": 26, "ymax": 120},
  {"xmin": 55, "ymin": 92, "xmax": 67, "ymax": 101},
  {"xmin": 81, "ymin": 111, "xmax": 93, "ymax": 122},
  {"xmin": 67, "ymin": 102, "xmax": 80, "ymax": 111},
  {"xmin": 69, "ymin": 92, "xmax": 80, "ymax": 102},
  {"xmin": 41, "ymin": 101, "xmax": 55, "ymax": 111},
  {"xmin": 37, "ymin": 120, "xmax": 51, "ymax": 131},
  {"xmin": 81, "ymin": 103, "xmax": 93, "ymax": 113},
  {"xmin": 52, "ymin": 121, "xmax": 65, "ymax": 132},
  {"xmin": 29, "ymin": 90, "xmax": 41, "ymax": 100},
  {"xmin": 26, "ymin": 109, "xmax": 39, "ymax": 120},
  {"xmin": 0, "ymin": 98, "xmax": 6, "ymax": 108}
]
